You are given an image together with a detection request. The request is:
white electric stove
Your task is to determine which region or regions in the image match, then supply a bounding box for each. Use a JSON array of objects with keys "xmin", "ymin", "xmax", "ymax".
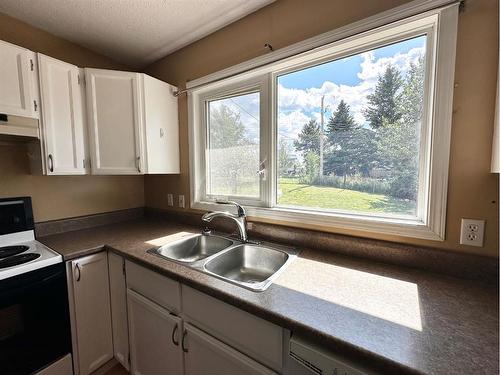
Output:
[
  {"xmin": 0, "ymin": 197, "xmax": 71, "ymax": 375},
  {"xmin": 0, "ymin": 197, "xmax": 62, "ymax": 281}
]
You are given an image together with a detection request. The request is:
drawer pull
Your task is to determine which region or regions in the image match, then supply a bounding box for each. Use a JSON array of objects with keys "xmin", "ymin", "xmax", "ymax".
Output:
[
  {"xmin": 181, "ymin": 329, "xmax": 188, "ymax": 353},
  {"xmin": 171, "ymin": 323, "xmax": 179, "ymax": 346}
]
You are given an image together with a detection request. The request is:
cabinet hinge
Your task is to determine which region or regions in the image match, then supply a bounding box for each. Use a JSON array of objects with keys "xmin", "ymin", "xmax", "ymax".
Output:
[
  {"xmin": 33, "ymin": 100, "xmax": 38, "ymax": 112},
  {"xmin": 122, "ymin": 259, "xmax": 126, "ymax": 276},
  {"xmin": 30, "ymin": 59, "xmax": 34, "ymax": 71},
  {"xmin": 128, "ymin": 353, "xmax": 131, "ymax": 365}
]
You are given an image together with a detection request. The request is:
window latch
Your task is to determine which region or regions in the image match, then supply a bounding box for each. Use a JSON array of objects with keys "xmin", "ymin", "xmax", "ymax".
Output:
[{"xmin": 257, "ymin": 159, "xmax": 267, "ymax": 180}]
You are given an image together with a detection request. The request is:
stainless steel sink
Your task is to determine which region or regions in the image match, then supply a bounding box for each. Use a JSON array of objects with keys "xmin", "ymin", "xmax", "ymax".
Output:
[
  {"xmin": 204, "ymin": 244, "xmax": 297, "ymax": 291},
  {"xmin": 147, "ymin": 233, "xmax": 298, "ymax": 291},
  {"xmin": 148, "ymin": 234, "xmax": 234, "ymax": 263}
]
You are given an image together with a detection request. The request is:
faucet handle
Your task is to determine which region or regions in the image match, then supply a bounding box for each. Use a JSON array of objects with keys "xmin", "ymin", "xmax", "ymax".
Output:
[{"xmin": 215, "ymin": 200, "xmax": 246, "ymax": 217}]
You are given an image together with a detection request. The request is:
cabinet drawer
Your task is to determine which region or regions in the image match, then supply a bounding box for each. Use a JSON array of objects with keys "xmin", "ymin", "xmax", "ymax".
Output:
[
  {"xmin": 182, "ymin": 286, "xmax": 283, "ymax": 372},
  {"xmin": 126, "ymin": 260, "xmax": 181, "ymax": 313}
]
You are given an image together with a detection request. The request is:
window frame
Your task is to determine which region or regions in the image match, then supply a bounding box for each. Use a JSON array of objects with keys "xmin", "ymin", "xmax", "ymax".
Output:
[
  {"xmin": 189, "ymin": 5, "xmax": 459, "ymax": 241},
  {"xmin": 193, "ymin": 75, "xmax": 271, "ymax": 208}
]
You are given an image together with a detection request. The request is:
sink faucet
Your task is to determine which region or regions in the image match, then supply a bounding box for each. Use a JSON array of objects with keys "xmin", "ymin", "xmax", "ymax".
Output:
[{"xmin": 202, "ymin": 201, "xmax": 248, "ymax": 242}]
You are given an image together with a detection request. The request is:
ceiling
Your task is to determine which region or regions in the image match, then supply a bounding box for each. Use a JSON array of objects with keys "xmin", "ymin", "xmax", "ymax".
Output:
[{"xmin": 0, "ymin": 0, "xmax": 274, "ymax": 68}]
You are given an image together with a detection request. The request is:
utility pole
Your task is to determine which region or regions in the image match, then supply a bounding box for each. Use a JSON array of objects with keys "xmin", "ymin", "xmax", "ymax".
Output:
[{"xmin": 319, "ymin": 95, "xmax": 325, "ymax": 177}]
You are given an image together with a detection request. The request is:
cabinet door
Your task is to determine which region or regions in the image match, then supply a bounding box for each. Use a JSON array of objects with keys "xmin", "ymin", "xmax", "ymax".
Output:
[
  {"xmin": 108, "ymin": 252, "xmax": 129, "ymax": 370},
  {"xmin": 85, "ymin": 68, "xmax": 144, "ymax": 175},
  {"xmin": 71, "ymin": 253, "xmax": 114, "ymax": 375},
  {"xmin": 38, "ymin": 54, "xmax": 87, "ymax": 175},
  {"xmin": 142, "ymin": 75, "xmax": 180, "ymax": 174},
  {"xmin": 127, "ymin": 289, "xmax": 183, "ymax": 375},
  {"xmin": 183, "ymin": 323, "xmax": 277, "ymax": 375},
  {"xmin": 0, "ymin": 40, "xmax": 38, "ymax": 118}
]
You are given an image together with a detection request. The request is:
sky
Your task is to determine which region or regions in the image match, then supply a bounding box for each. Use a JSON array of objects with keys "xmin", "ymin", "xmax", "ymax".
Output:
[{"xmin": 210, "ymin": 35, "xmax": 427, "ymax": 150}]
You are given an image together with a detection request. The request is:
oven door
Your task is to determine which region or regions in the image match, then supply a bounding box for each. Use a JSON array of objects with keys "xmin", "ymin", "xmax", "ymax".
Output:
[{"xmin": 0, "ymin": 263, "xmax": 72, "ymax": 375}]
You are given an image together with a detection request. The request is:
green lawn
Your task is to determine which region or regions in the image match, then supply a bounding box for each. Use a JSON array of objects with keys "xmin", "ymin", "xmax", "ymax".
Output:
[{"xmin": 277, "ymin": 178, "xmax": 416, "ymax": 215}]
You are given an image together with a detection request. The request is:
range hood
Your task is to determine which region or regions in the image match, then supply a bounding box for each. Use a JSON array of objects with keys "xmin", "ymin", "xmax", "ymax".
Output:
[{"xmin": 0, "ymin": 113, "xmax": 39, "ymax": 139}]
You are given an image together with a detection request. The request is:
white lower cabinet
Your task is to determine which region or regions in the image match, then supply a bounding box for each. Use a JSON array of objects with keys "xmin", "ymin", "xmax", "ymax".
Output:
[
  {"xmin": 69, "ymin": 253, "xmax": 283, "ymax": 375},
  {"xmin": 127, "ymin": 288, "xmax": 183, "ymax": 375},
  {"xmin": 183, "ymin": 323, "xmax": 277, "ymax": 375},
  {"xmin": 67, "ymin": 252, "xmax": 114, "ymax": 375},
  {"xmin": 108, "ymin": 252, "xmax": 130, "ymax": 370}
]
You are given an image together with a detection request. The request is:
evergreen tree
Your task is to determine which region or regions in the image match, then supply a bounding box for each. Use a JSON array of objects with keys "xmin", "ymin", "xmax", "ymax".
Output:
[
  {"xmin": 325, "ymin": 100, "xmax": 359, "ymax": 180},
  {"xmin": 209, "ymin": 104, "xmax": 249, "ymax": 148},
  {"xmin": 294, "ymin": 119, "xmax": 320, "ymax": 155},
  {"xmin": 326, "ymin": 100, "xmax": 356, "ymax": 133},
  {"xmin": 364, "ymin": 65, "xmax": 403, "ymax": 129}
]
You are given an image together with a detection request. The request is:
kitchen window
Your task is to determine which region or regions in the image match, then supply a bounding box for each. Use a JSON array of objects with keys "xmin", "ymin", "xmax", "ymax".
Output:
[{"xmin": 189, "ymin": 5, "xmax": 458, "ymax": 240}]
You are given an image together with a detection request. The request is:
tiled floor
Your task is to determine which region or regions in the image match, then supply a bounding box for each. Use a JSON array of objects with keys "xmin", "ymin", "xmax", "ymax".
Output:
[{"xmin": 104, "ymin": 364, "xmax": 129, "ymax": 375}]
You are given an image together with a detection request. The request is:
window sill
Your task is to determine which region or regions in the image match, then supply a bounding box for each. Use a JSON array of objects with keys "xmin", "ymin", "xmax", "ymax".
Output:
[{"xmin": 192, "ymin": 201, "xmax": 444, "ymax": 241}]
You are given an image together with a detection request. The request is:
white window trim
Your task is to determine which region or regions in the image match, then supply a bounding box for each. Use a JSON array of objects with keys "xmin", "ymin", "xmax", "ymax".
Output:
[
  {"xmin": 198, "ymin": 76, "xmax": 270, "ymax": 207},
  {"xmin": 189, "ymin": 3, "xmax": 459, "ymax": 241}
]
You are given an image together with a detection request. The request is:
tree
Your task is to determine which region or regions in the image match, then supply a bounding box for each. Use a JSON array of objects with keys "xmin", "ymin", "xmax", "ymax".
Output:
[
  {"xmin": 399, "ymin": 56, "xmax": 425, "ymax": 126},
  {"xmin": 325, "ymin": 100, "xmax": 356, "ymax": 180},
  {"xmin": 364, "ymin": 65, "xmax": 403, "ymax": 129},
  {"xmin": 209, "ymin": 104, "xmax": 249, "ymax": 148},
  {"xmin": 278, "ymin": 139, "xmax": 295, "ymax": 176},
  {"xmin": 294, "ymin": 119, "xmax": 320, "ymax": 155},
  {"xmin": 303, "ymin": 151, "xmax": 320, "ymax": 184},
  {"xmin": 375, "ymin": 58, "xmax": 425, "ymax": 200},
  {"xmin": 326, "ymin": 100, "xmax": 356, "ymax": 133},
  {"xmin": 208, "ymin": 104, "xmax": 256, "ymax": 195}
]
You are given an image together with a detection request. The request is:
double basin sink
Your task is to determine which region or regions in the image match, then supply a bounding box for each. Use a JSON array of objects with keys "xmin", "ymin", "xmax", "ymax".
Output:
[{"xmin": 147, "ymin": 233, "xmax": 298, "ymax": 291}]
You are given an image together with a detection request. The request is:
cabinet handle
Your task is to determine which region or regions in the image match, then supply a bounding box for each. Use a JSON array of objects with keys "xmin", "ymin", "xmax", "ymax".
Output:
[
  {"xmin": 181, "ymin": 329, "xmax": 188, "ymax": 353},
  {"xmin": 75, "ymin": 263, "xmax": 81, "ymax": 282},
  {"xmin": 48, "ymin": 154, "xmax": 54, "ymax": 173},
  {"xmin": 136, "ymin": 156, "xmax": 141, "ymax": 173},
  {"xmin": 171, "ymin": 323, "xmax": 179, "ymax": 346}
]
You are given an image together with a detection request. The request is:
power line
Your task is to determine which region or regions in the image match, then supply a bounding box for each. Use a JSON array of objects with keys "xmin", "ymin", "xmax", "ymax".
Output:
[{"xmin": 228, "ymin": 98, "xmax": 259, "ymax": 123}]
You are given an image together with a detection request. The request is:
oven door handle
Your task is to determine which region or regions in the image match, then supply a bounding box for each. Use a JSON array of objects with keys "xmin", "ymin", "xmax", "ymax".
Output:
[{"xmin": 0, "ymin": 268, "xmax": 65, "ymax": 299}]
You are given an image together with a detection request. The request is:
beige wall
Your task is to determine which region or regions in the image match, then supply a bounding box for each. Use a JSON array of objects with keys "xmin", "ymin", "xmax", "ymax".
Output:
[
  {"xmin": 0, "ymin": 13, "xmax": 145, "ymax": 222},
  {"xmin": 144, "ymin": 0, "xmax": 499, "ymax": 257}
]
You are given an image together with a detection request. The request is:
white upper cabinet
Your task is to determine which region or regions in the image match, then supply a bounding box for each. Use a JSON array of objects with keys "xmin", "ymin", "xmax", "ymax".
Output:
[
  {"xmin": 142, "ymin": 75, "xmax": 180, "ymax": 174},
  {"xmin": 38, "ymin": 54, "xmax": 87, "ymax": 175},
  {"xmin": 85, "ymin": 68, "xmax": 179, "ymax": 175},
  {"xmin": 85, "ymin": 68, "xmax": 144, "ymax": 175},
  {"xmin": 0, "ymin": 40, "xmax": 39, "ymax": 118}
]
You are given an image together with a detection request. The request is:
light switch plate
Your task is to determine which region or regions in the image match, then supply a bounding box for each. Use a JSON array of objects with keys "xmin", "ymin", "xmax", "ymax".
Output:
[
  {"xmin": 167, "ymin": 194, "xmax": 173, "ymax": 206},
  {"xmin": 460, "ymin": 218, "xmax": 485, "ymax": 247},
  {"xmin": 178, "ymin": 195, "xmax": 185, "ymax": 208}
]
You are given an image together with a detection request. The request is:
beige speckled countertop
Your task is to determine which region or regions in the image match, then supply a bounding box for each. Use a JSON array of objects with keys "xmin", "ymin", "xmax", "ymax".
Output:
[{"xmin": 38, "ymin": 218, "xmax": 499, "ymax": 375}]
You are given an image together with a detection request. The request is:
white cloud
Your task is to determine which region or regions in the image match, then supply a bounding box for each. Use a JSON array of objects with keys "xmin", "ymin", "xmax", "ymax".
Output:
[
  {"xmin": 278, "ymin": 46, "xmax": 425, "ymax": 135},
  {"xmin": 278, "ymin": 110, "xmax": 311, "ymax": 139}
]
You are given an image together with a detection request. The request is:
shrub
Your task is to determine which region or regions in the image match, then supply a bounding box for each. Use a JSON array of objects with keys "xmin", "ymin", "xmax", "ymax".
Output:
[{"xmin": 300, "ymin": 174, "xmax": 391, "ymax": 196}]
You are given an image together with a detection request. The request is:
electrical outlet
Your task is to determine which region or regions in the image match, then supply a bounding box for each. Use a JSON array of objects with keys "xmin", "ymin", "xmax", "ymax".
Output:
[
  {"xmin": 167, "ymin": 194, "xmax": 173, "ymax": 207},
  {"xmin": 460, "ymin": 218, "xmax": 485, "ymax": 247},
  {"xmin": 178, "ymin": 195, "xmax": 185, "ymax": 208}
]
